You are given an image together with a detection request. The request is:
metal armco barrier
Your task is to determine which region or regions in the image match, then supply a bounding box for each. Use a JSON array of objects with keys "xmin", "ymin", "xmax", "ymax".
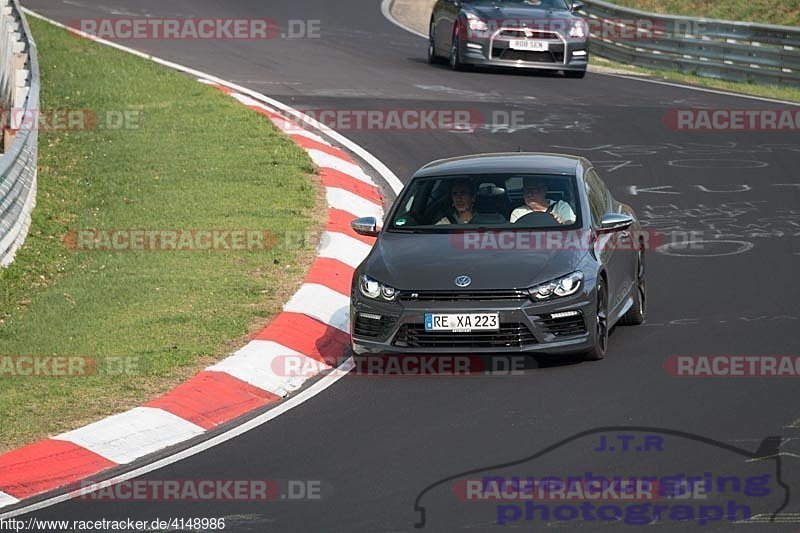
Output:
[
  {"xmin": 581, "ymin": 0, "xmax": 800, "ymax": 86},
  {"xmin": 0, "ymin": 0, "xmax": 38, "ymax": 267}
]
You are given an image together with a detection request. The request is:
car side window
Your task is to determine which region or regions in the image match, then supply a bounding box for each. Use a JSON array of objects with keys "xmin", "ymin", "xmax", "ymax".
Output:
[{"xmin": 584, "ymin": 168, "xmax": 608, "ymax": 227}]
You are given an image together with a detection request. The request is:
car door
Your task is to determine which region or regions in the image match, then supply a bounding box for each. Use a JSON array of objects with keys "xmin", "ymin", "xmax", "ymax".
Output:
[{"xmin": 585, "ymin": 168, "xmax": 632, "ymax": 317}]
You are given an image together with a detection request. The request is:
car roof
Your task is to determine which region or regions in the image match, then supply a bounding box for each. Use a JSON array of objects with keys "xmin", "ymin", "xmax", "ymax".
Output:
[{"xmin": 412, "ymin": 152, "xmax": 585, "ymax": 178}]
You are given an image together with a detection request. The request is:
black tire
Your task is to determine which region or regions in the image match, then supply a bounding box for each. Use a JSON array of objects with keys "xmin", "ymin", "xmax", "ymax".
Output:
[
  {"xmin": 565, "ymin": 69, "xmax": 586, "ymax": 79},
  {"xmin": 584, "ymin": 279, "xmax": 608, "ymax": 361},
  {"xmin": 427, "ymin": 21, "xmax": 439, "ymax": 64},
  {"xmin": 449, "ymin": 29, "xmax": 464, "ymax": 71},
  {"xmin": 620, "ymin": 242, "xmax": 646, "ymax": 325}
]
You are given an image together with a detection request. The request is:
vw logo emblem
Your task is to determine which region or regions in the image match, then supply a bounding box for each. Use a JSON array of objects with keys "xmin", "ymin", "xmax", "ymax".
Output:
[{"xmin": 454, "ymin": 275, "xmax": 472, "ymax": 288}]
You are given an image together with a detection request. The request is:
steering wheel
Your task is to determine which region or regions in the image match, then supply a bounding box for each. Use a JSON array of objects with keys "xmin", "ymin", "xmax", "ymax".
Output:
[{"xmin": 514, "ymin": 211, "xmax": 559, "ymax": 227}]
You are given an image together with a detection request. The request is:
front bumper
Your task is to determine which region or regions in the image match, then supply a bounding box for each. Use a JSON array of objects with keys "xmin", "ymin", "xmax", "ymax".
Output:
[
  {"xmin": 460, "ymin": 35, "xmax": 588, "ymax": 71},
  {"xmin": 351, "ymin": 286, "xmax": 596, "ymax": 355}
]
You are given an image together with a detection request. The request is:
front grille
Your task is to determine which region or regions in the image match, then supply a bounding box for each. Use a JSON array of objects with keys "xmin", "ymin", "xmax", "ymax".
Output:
[
  {"xmin": 354, "ymin": 313, "xmax": 397, "ymax": 340},
  {"xmin": 498, "ymin": 29, "xmax": 554, "ymax": 40},
  {"xmin": 491, "ymin": 48, "xmax": 564, "ymax": 63},
  {"xmin": 536, "ymin": 312, "xmax": 587, "ymax": 337},
  {"xmin": 491, "ymin": 28, "xmax": 564, "ymax": 64},
  {"xmin": 398, "ymin": 290, "xmax": 529, "ymax": 302},
  {"xmin": 393, "ymin": 322, "xmax": 538, "ymax": 349}
]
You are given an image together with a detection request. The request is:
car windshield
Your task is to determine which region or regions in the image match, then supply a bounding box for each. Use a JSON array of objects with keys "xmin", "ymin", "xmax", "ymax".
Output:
[
  {"xmin": 489, "ymin": 0, "xmax": 572, "ymax": 9},
  {"xmin": 389, "ymin": 173, "xmax": 582, "ymax": 232}
]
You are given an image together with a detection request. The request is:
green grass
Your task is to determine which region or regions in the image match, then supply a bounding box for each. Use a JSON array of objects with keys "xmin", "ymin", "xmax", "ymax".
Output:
[
  {"xmin": 591, "ymin": 57, "xmax": 800, "ymax": 103},
  {"xmin": 605, "ymin": 0, "xmax": 800, "ymax": 26},
  {"xmin": 0, "ymin": 18, "xmax": 323, "ymax": 450}
]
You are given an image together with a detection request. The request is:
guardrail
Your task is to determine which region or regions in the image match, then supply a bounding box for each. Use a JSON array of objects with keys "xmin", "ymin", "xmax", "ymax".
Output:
[
  {"xmin": 0, "ymin": 0, "xmax": 38, "ymax": 267},
  {"xmin": 580, "ymin": 0, "xmax": 800, "ymax": 86}
]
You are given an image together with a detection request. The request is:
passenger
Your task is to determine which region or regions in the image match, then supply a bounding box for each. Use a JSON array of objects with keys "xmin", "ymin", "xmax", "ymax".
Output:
[
  {"xmin": 510, "ymin": 177, "xmax": 576, "ymax": 224},
  {"xmin": 436, "ymin": 179, "xmax": 477, "ymax": 224}
]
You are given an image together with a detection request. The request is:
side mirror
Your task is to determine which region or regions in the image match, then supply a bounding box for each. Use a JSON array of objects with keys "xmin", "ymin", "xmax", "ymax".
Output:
[
  {"xmin": 598, "ymin": 213, "xmax": 633, "ymax": 233},
  {"xmin": 351, "ymin": 217, "xmax": 381, "ymax": 237},
  {"xmin": 571, "ymin": 1, "xmax": 585, "ymax": 12}
]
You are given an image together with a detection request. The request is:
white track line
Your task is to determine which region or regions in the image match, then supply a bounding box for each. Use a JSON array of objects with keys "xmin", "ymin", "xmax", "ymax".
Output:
[{"xmin": 594, "ymin": 73, "xmax": 800, "ymax": 106}]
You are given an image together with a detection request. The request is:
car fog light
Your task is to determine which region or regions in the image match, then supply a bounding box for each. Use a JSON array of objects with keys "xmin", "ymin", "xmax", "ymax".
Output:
[{"xmin": 550, "ymin": 310, "xmax": 580, "ymax": 319}]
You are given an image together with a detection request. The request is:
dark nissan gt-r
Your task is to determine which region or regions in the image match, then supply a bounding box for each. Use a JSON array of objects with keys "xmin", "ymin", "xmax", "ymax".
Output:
[
  {"xmin": 349, "ymin": 153, "xmax": 646, "ymax": 360},
  {"xmin": 428, "ymin": 0, "xmax": 589, "ymax": 76}
]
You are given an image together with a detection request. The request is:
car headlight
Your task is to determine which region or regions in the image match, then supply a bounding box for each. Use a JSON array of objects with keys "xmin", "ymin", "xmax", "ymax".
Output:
[
  {"xmin": 465, "ymin": 12, "xmax": 488, "ymax": 32},
  {"xmin": 359, "ymin": 275, "xmax": 398, "ymax": 301},
  {"xmin": 528, "ymin": 271, "xmax": 584, "ymax": 301},
  {"xmin": 568, "ymin": 20, "xmax": 587, "ymax": 38}
]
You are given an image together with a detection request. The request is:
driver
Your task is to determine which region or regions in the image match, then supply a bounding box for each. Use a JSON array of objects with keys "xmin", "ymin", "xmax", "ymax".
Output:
[
  {"xmin": 436, "ymin": 179, "xmax": 477, "ymax": 224},
  {"xmin": 510, "ymin": 177, "xmax": 576, "ymax": 224}
]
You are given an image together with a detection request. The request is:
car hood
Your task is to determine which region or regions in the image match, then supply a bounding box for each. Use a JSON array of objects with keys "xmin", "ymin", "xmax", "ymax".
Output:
[
  {"xmin": 464, "ymin": 1, "xmax": 576, "ymax": 22},
  {"xmin": 363, "ymin": 232, "xmax": 587, "ymax": 291}
]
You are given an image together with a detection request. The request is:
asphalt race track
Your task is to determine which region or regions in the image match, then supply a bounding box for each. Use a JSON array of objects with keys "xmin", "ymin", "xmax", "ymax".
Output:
[{"xmin": 20, "ymin": 0, "xmax": 800, "ymax": 530}]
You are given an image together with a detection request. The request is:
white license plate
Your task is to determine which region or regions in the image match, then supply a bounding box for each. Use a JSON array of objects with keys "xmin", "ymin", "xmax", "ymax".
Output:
[
  {"xmin": 424, "ymin": 313, "xmax": 499, "ymax": 332},
  {"xmin": 509, "ymin": 39, "xmax": 549, "ymax": 51}
]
